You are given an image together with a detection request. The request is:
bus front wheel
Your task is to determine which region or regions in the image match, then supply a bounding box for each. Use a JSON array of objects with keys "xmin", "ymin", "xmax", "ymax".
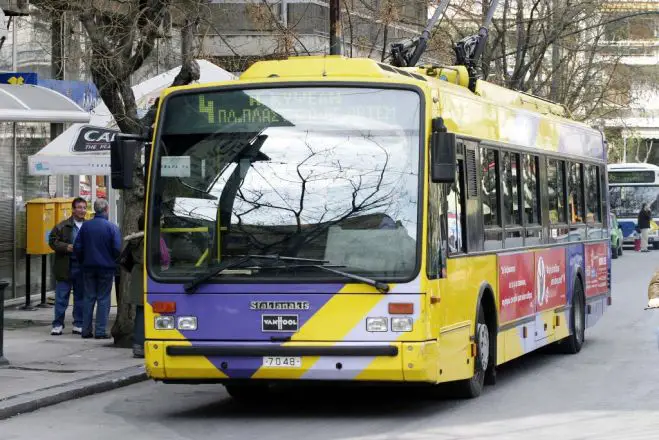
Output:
[{"xmin": 454, "ymin": 308, "xmax": 489, "ymax": 398}]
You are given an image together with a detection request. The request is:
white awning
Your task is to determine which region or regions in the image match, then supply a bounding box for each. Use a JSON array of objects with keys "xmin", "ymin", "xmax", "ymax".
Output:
[
  {"xmin": 28, "ymin": 124, "xmax": 113, "ymax": 175},
  {"xmin": 0, "ymin": 84, "xmax": 90, "ymax": 123},
  {"xmin": 28, "ymin": 60, "xmax": 235, "ymax": 176}
]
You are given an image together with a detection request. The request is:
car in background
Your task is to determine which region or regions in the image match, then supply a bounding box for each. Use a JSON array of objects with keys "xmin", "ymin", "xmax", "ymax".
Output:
[{"xmin": 610, "ymin": 213, "xmax": 624, "ymax": 259}]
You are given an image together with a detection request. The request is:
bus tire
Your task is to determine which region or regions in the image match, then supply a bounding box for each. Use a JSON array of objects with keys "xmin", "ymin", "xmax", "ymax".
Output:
[
  {"xmin": 225, "ymin": 383, "xmax": 270, "ymax": 402},
  {"xmin": 454, "ymin": 307, "xmax": 489, "ymax": 398},
  {"xmin": 560, "ymin": 278, "xmax": 585, "ymax": 354}
]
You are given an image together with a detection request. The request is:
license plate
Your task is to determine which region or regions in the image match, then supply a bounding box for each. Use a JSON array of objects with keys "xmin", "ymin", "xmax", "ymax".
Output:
[{"xmin": 262, "ymin": 356, "xmax": 301, "ymax": 368}]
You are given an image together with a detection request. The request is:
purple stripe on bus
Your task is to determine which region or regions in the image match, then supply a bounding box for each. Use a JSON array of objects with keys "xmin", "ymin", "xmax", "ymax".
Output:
[
  {"xmin": 148, "ymin": 293, "xmax": 335, "ymax": 341},
  {"xmin": 148, "ymin": 292, "xmax": 336, "ymax": 378}
]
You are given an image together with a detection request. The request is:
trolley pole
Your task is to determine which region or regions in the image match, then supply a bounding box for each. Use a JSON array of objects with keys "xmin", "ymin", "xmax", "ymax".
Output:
[{"xmin": 329, "ymin": 0, "xmax": 342, "ymax": 56}]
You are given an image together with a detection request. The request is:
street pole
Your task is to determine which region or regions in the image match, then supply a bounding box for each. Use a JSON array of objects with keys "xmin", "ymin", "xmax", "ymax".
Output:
[
  {"xmin": 329, "ymin": 0, "xmax": 342, "ymax": 56},
  {"xmin": 0, "ymin": 281, "xmax": 10, "ymax": 365}
]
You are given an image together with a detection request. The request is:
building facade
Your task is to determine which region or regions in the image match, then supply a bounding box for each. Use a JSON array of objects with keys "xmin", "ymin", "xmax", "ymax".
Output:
[{"xmin": 598, "ymin": 1, "xmax": 659, "ymax": 164}]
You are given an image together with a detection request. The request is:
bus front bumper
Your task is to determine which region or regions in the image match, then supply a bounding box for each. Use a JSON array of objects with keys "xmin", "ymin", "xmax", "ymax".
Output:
[{"xmin": 144, "ymin": 340, "xmax": 440, "ymax": 383}]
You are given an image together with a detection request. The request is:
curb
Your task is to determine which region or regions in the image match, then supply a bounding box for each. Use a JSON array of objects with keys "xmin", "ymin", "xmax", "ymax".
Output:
[{"xmin": 0, "ymin": 365, "xmax": 147, "ymax": 421}]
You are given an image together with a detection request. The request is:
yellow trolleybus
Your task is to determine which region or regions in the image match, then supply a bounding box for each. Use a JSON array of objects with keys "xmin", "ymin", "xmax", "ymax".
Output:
[{"xmin": 112, "ymin": 55, "xmax": 610, "ymax": 400}]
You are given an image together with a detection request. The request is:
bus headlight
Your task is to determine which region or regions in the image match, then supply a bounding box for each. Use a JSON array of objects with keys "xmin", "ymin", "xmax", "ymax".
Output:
[
  {"xmin": 391, "ymin": 317, "xmax": 413, "ymax": 332},
  {"xmin": 155, "ymin": 316, "xmax": 175, "ymax": 330},
  {"xmin": 177, "ymin": 316, "xmax": 198, "ymax": 331},
  {"xmin": 366, "ymin": 317, "xmax": 388, "ymax": 332}
]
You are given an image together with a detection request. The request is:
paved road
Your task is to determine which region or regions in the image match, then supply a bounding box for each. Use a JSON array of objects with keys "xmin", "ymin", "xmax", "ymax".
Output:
[{"xmin": 3, "ymin": 250, "xmax": 659, "ymax": 440}]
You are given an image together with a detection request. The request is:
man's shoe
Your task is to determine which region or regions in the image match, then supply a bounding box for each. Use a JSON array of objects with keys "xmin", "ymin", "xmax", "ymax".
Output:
[
  {"xmin": 50, "ymin": 326, "xmax": 63, "ymax": 336},
  {"xmin": 95, "ymin": 335, "xmax": 111, "ymax": 340},
  {"xmin": 72, "ymin": 326, "xmax": 83, "ymax": 335},
  {"xmin": 81, "ymin": 333, "xmax": 93, "ymax": 339},
  {"xmin": 132, "ymin": 344, "xmax": 145, "ymax": 358}
]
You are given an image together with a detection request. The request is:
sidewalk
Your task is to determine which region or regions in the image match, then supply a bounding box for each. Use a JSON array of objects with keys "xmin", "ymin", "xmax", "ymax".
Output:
[{"xmin": 0, "ymin": 302, "xmax": 147, "ymax": 420}]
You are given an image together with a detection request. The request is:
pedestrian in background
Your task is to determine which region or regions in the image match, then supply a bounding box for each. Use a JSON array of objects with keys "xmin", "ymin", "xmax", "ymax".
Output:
[
  {"xmin": 638, "ymin": 203, "xmax": 652, "ymax": 253},
  {"xmin": 74, "ymin": 198, "xmax": 121, "ymax": 339},
  {"xmin": 121, "ymin": 213, "xmax": 170, "ymax": 358},
  {"xmin": 48, "ymin": 197, "xmax": 87, "ymax": 336}
]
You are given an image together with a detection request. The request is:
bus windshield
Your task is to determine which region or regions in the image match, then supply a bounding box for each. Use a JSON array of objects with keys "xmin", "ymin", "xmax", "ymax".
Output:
[
  {"xmin": 149, "ymin": 86, "xmax": 422, "ymax": 282},
  {"xmin": 609, "ymin": 185, "xmax": 659, "ymax": 218}
]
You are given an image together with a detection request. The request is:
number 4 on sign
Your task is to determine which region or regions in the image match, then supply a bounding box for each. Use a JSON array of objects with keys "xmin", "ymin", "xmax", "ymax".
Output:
[{"xmin": 199, "ymin": 95, "xmax": 214, "ymax": 123}]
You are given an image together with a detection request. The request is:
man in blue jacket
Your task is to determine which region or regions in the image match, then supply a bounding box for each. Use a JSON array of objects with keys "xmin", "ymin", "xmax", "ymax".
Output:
[{"xmin": 74, "ymin": 198, "xmax": 121, "ymax": 339}]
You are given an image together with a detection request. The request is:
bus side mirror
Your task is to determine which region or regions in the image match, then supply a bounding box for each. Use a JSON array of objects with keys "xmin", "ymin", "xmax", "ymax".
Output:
[
  {"xmin": 111, "ymin": 134, "xmax": 146, "ymax": 190},
  {"xmin": 431, "ymin": 131, "xmax": 456, "ymax": 183}
]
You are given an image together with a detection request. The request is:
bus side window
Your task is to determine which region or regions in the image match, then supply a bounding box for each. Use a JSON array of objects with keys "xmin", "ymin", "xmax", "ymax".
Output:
[
  {"xmin": 427, "ymin": 171, "xmax": 448, "ymax": 279},
  {"xmin": 585, "ymin": 164, "xmax": 603, "ymax": 239},
  {"xmin": 547, "ymin": 159, "xmax": 569, "ymax": 243},
  {"xmin": 568, "ymin": 162, "xmax": 586, "ymax": 241},
  {"xmin": 523, "ymin": 154, "xmax": 542, "ymax": 246},
  {"xmin": 600, "ymin": 165, "xmax": 608, "ymax": 229},
  {"xmin": 502, "ymin": 151, "xmax": 522, "ymax": 249},
  {"xmin": 447, "ymin": 159, "xmax": 465, "ymax": 254},
  {"xmin": 481, "ymin": 147, "xmax": 503, "ymax": 250}
]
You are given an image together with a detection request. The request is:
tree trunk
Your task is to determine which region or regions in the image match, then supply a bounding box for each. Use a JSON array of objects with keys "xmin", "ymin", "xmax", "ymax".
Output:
[{"xmin": 109, "ymin": 11, "xmax": 201, "ymax": 347}]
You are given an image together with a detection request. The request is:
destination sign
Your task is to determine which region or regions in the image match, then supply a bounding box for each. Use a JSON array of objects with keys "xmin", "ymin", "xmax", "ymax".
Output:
[
  {"xmin": 609, "ymin": 170, "xmax": 656, "ymax": 184},
  {"xmin": 162, "ymin": 88, "xmax": 412, "ymax": 135}
]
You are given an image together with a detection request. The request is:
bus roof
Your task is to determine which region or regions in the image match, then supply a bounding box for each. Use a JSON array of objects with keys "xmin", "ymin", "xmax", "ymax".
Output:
[{"xmin": 165, "ymin": 56, "xmax": 605, "ymax": 162}]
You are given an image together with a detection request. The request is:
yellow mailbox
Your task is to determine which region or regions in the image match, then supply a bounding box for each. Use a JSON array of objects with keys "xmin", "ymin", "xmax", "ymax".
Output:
[
  {"xmin": 53, "ymin": 197, "xmax": 75, "ymax": 225},
  {"xmin": 26, "ymin": 198, "xmax": 56, "ymax": 255}
]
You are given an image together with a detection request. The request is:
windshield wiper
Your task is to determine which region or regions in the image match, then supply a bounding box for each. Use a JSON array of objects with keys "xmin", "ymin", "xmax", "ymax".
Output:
[
  {"xmin": 184, "ymin": 254, "xmax": 390, "ymax": 294},
  {"xmin": 309, "ymin": 265, "xmax": 390, "ymax": 294},
  {"xmin": 184, "ymin": 254, "xmax": 329, "ymax": 294},
  {"xmin": 254, "ymin": 261, "xmax": 390, "ymax": 293},
  {"xmin": 244, "ymin": 256, "xmax": 390, "ymax": 293}
]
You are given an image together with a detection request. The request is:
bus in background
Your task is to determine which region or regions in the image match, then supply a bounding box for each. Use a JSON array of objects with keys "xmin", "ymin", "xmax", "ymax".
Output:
[
  {"xmin": 110, "ymin": 54, "xmax": 611, "ymax": 401},
  {"xmin": 608, "ymin": 163, "xmax": 659, "ymax": 250}
]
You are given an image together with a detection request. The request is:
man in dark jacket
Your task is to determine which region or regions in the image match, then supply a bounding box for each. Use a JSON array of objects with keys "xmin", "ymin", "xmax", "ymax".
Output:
[
  {"xmin": 74, "ymin": 198, "xmax": 122, "ymax": 339},
  {"xmin": 48, "ymin": 197, "xmax": 87, "ymax": 335}
]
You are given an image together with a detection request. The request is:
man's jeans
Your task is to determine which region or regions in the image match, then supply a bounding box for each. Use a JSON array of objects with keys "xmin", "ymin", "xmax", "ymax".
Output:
[
  {"xmin": 82, "ymin": 270, "xmax": 114, "ymax": 337},
  {"xmin": 52, "ymin": 266, "xmax": 84, "ymax": 329}
]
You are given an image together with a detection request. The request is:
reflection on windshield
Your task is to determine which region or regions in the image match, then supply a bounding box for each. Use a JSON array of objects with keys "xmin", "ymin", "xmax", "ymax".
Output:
[
  {"xmin": 609, "ymin": 186, "xmax": 659, "ymax": 218},
  {"xmin": 151, "ymin": 87, "xmax": 422, "ymax": 281}
]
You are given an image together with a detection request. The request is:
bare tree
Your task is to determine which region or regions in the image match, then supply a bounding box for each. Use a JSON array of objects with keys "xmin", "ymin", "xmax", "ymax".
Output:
[
  {"xmin": 34, "ymin": 0, "xmax": 205, "ymax": 346},
  {"xmin": 426, "ymin": 0, "xmax": 659, "ymax": 122}
]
